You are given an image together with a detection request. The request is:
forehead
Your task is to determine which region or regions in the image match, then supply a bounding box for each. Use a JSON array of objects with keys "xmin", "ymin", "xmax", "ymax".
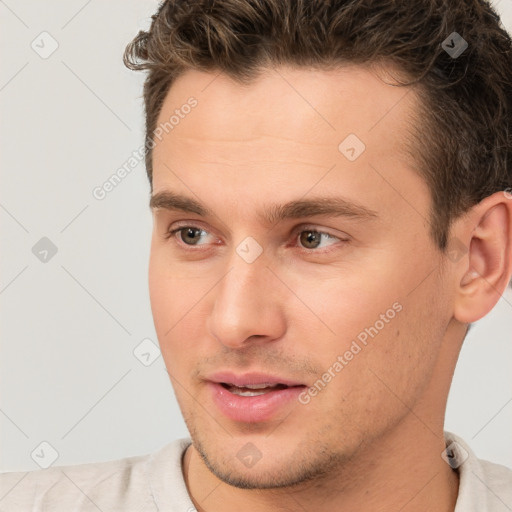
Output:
[
  {"xmin": 151, "ymin": 64, "xmax": 429, "ymax": 227},
  {"xmin": 156, "ymin": 63, "xmax": 419, "ymax": 143}
]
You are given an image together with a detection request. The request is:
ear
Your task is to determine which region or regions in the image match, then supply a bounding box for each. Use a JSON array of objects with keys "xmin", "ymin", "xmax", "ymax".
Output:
[{"xmin": 452, "ymin": 190, "xmax": 512, "ymax": 324}]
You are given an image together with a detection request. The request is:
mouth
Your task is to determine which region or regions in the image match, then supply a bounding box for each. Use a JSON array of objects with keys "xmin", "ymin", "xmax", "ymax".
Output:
[
  {"xmin": 205, "ymin": 372, "xmax": 308, "ymax": 422},
  {"xmin": 219, "ymin": 382, "xmax": 296, "ymax": 397}
]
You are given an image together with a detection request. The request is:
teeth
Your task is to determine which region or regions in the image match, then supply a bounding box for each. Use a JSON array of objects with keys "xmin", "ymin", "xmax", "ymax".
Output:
[
  {"xmin": 230, "ymin": 388, "xmax": 271, "ymax": 397},
  {"xmin": 223, "ymin": 382, "xmax": 288, "ymax": 397},
  {"xmin": 240, "ymin": 383, "xmax": 277, "ymax": 389}
]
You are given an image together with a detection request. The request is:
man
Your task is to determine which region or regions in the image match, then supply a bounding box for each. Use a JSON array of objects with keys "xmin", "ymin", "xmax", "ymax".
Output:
[{"xmin": 1, "ymin": 0, "xmax": 511, "ymax": 510}]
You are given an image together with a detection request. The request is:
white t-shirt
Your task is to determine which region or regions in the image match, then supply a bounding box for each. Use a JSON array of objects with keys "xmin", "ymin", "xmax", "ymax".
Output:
[{"xmin": 1, "ymin": 432, "xmax": 511, "ymax": 511}]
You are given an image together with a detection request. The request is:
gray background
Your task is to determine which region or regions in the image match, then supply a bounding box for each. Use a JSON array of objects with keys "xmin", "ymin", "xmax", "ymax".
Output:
[{"xmin": 1, "ymin": 0, "xmax": 511, "ymax": 472}]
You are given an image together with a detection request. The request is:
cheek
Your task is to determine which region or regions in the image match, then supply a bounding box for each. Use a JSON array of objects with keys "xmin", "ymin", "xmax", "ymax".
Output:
[
  {"xmin": 279, "ymin": 260, "xmax": 398, "ymax": 346},
  {"xmin": 148, "ymin": 248, "xmax": 215, "ymax": 371},
  {"xmin": 298, "ymin": 299, "xmax": 440, "ymax": 443},
  {"xmin": 287, "ymin": 252, "xmax": 443, "ymax": 402},
  {"xmin": 149, "ymin": 242, "xmax": 201, "ymax": 327},
  {"xmin": 302, "ymin": 235, "xmax": 439, "ymax": 348},
  {"xmin": 338, "ymin": 286, "xmax": 442, "ymax": 414}
]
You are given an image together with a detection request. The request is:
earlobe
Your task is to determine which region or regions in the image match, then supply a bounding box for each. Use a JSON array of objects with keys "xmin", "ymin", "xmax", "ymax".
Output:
[{"xmin": 453, "ymin": 192, "xmax": 512, "ymax": 324}]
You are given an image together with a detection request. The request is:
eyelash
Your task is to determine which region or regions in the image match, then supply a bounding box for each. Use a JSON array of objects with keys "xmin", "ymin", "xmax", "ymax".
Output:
[{"xmin": 164, "ymin": 223, "xmax": 348, "ymax": 254}]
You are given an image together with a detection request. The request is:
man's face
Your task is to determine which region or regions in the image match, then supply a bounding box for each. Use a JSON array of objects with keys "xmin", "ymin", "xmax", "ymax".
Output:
[{"xmin": 149, "ymin": 65, "xmax": 456, "ymax": 488}]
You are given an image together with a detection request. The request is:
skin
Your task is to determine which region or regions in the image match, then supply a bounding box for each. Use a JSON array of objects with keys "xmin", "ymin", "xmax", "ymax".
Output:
[{"xmin": 148, "ymin": 64, "xmax": 512, "ymax": 512}]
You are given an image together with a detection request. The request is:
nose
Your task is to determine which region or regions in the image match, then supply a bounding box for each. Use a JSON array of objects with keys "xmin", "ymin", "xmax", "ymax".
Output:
[{"xmin": 206, "ymin": 251, "xmax": 287, "ymax": 349}]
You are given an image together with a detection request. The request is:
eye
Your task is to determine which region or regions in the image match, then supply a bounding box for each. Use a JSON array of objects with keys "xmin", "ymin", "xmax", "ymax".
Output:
[
  {"xmin": 164, "ymin": 223, "xmax": 347, "ymax": 254},
  {"xmin": 166, "ymin": 226, "xmax": 214, "ymax": 246},
  {"xmin": 297, "ymin": 229, "xmax": 341, "ymax": 250}
]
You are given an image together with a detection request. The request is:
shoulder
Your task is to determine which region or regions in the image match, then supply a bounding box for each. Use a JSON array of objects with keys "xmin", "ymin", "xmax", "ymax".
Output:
[
  {"xmin": 445, "ymin": 432, "xmax": 512, "ymax": 512},
  {"xmin": 0, "ymin": 438, "xmax": 191, "ymax": 512},
  {"xmin": 477, "ymin": 458, "xmax": 512, "ymax": 504}
]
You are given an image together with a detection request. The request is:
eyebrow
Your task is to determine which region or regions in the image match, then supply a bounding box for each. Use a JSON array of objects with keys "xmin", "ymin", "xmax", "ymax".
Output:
[{"xmin": 149, "ymin": 190, "xmax": 379, "ymax": 225}]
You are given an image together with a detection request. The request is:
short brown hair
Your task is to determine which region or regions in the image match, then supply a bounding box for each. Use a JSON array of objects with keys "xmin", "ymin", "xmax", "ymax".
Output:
[{"xmin": 124, "ymin": 0, "xmax": 512, "ymax": 252}]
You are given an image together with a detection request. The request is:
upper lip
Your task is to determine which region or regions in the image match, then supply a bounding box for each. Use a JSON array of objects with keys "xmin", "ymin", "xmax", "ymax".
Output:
[{"xmin": 206, "ymin": 371, "xmax": 305, "ymax": 387}]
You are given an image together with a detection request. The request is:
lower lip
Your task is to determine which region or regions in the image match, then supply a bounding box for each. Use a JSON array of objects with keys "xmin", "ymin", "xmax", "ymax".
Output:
[{"xmin": 207, "ymin": 382, "xmax": 306, "ymax": 423}]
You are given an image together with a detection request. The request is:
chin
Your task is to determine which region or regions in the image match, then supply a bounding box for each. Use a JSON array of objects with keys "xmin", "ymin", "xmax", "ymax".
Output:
[{"xmin": 193, "ymin": 433, "xmax": 346, "ymax": 490}]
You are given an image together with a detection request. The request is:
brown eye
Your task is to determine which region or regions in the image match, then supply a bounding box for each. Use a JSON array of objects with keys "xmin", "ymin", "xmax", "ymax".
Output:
[
  {"xmin": 179, "ymin": 227, "xmax": 206, "ymax": 245},
  {"xmin": 299, "ymin": 230, "xmax": 322, "ymax": 249},
  {"xmin": 165, "ymin": 224, "xmax": 217, "ymax": 249},
  {"xmin": 296, "ymin": 229, "xmax": 343, "ymax": 251}
]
